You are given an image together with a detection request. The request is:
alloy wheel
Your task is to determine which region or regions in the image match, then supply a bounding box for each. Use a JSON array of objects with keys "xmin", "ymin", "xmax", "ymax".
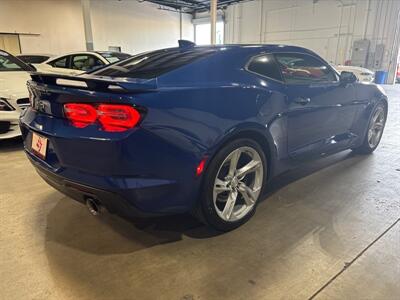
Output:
[
  {"xmin": 367, "ymin": 106, "xmax": 385, "ymax": 148},
  {"xmin": 213, "ymin": 146, "xmax": 264, "ymax": 222}
]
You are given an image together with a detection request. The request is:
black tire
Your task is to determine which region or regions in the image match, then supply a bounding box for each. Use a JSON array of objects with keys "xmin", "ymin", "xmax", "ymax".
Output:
[
  {"xmin": 352, "ymin": 101, "xmax": 387, "ymax": 154},
  {"xmin": 195, "ymin": 138, "xmax": 267, "ymax": 231}
]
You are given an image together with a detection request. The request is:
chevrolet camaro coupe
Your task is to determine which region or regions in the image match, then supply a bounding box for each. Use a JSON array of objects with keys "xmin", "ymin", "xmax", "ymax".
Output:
[{"xmin": 20, "ymin": 42, "xmax": 388, "ymax": 231}]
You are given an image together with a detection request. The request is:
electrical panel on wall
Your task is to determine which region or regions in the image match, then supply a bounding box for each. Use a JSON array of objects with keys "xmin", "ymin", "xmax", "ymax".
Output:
[
  {"xmin": 351, "ymin": 39, "xmax": 370, "ymax": 67},
  {"xmin": 109, "ymin": 46, "xmax": 122, "ymax": 52}
]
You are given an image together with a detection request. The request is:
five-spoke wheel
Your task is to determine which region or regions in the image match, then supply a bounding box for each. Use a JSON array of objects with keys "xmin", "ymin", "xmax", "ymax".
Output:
[
  {"xmin": 353, "ymin": 102, "xmax": 387, "ymax": 154},
  {"xmin": 367, "ymin": 105, "xmax": 386, "ymax": 148},
  {"xmin": 213, "ymin": 146, "xmax": 263, "ymax": 222},
  {"xmin": 197, "ymin": 138, "xmax": 266, "ymax": 231}
]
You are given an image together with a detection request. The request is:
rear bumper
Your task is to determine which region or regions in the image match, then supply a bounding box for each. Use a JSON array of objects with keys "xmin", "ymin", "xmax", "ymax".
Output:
[
  {"xmin": 26, "ymin": 149, "xmax": 182, "ymax": 217},
  {"xmin": 20, "ymin": 107, "xmax": 203, "ymax": 216},
  {"xmin": 30, "ymin": 157, "xmax": 150, "ymax": 218}
]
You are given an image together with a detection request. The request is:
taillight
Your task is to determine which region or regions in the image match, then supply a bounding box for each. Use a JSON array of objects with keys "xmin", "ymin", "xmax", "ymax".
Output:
[
  {"xmin": 64, "ymin": 103, "xmax": 97, "ymax": 128},
  {"xmin": 97, "ymin": 104, "xmax": 141, "ymax": 132},
  {"xmin": 63, "ymin": 103, "xmax": 141, "ymax": 132}
]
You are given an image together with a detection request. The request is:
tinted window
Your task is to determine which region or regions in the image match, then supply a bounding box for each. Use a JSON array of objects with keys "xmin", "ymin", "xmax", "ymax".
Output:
[
  {"xmin": 275, "ymin": 53, "xmax": 337, "ymax": 84},
  {"xmin": 71, "ymin": 55, "xmax": 104, "ymax": 71},
  {"xmin": 98, "ymin": 52, "xmax": 131, "ymax": 64},
  {"xmin": 247, "ymin": 54, "xmax": 282, "ymax": 81},
  {"xmin": 0, "ymin": 51, "xmax": 32, "ymax": 72},
  {"xmin": 51, "ymin": 56, "xmax": 68, "ymax": 68},
  {"xmin": 18, "ymin": 55, "xmax": 49, "ymax": 64},
  {"xmin": 93, "ymin": 49, "xmax": 217, "ymax": 79}
]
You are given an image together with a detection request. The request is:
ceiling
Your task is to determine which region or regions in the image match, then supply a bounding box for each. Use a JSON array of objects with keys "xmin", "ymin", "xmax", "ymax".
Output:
[{"xmin": 141, "ymin": 0, "xmax": 249, "ymax": 13}]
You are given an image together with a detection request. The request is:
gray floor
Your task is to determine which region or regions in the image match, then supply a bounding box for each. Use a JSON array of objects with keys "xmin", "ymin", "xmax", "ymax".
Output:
[{"xmin": 1, "ymin": 85, "xmax": 399, "ymax": 300}]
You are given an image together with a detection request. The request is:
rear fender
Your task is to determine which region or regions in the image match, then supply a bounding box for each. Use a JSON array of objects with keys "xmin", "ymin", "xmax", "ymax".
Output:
[{"xmin": 204, "ymin": 122, "xmax": 279, "ymax": 181}]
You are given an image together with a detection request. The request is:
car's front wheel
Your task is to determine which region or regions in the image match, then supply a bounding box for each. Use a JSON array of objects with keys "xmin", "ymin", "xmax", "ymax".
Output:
[
  {"xmin": 353, "ymin": 102, "xmax": 387, "ymax": 154},
  {"xmin": 197, "ymin": 138, "xmax": 267, "ymax": 231}
]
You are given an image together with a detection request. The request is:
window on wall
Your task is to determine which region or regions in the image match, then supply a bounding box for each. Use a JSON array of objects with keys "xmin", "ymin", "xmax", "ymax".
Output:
[
  {"xmin": 195, "ymin": 22, "xmax": 224, "ymax": 45},
  {"xmin": 0, "ymin": 34, "xmax": 21, "ymax": 55}
]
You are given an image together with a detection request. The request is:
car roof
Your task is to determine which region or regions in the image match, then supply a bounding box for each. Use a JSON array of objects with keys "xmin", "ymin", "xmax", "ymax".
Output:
[
  {"xmin": 95, "ymin": 51, "xmax": 131, "ymax": 55},
  {"xmin": 50, "ymin": 51, "xmax": 101, "ymax": 57},
  {"xmin": 0, "ymin": 49, "xmax": 12, "ymax": 56},
  {"xmin": 17, "ymin": 53, "xmax": 54, "ymax": 57},
  {"xmin": 128, "ymin": 44, "xmax": 323, "ymax": 65},
  {"xmin": 46, "ymin": 51, "xmax": 132, "ymax": 63},
  {"xmin": 163, "ymin": 44, "xmax": 318, "ymax": 54},
  {"xmin": 44, "ymin": 51, "xmax": 105, "ymax": 63},
  {"xmin": 90, "ymin": 43, "xmax": 328, "ymax": 82},
  {"xmin": 50, "ymin": 45, "xmax": 315, "ymax": 63}
]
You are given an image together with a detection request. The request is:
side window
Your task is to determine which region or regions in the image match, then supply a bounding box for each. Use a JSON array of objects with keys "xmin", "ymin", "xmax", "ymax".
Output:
[
  {"xmin": 71, "ymin": 55, "xmax": 104, "ymax": 71},
  {"xmin": 50, "ymin": 56, "xmax": 68, "ymax": 68},
  {"xmin": 247, "ymin": 54, "xmax": 283, "ymax": 82},
  {"xmin": 274, "ymin": 53, "xmax": 337, "ymax": 84}
]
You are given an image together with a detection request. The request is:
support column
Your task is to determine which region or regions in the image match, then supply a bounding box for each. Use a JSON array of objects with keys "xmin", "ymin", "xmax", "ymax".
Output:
[
  {"xmin": 180, "ymin": 9, "xmax": 183, "ymax": 40},
  {"xmin": 210, "ymin": 0, "xmax": 217, "ymax": 44},
  {"xmin": 81, "ymin": 0, "xmax": 94, "ymax": 51}
]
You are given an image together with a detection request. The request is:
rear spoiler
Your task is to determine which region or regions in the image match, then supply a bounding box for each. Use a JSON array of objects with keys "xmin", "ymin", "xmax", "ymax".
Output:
[{"xmin": 30, "ymin": 72, "xmax": 157, "ymax": 93}]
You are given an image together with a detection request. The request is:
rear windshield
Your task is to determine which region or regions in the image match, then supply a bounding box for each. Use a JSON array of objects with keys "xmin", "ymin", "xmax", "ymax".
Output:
[
  {"xmin": 0, "ymin": 51, "xmax": 32, "ymax": 72},
  {"xmin": 92, "ymin": 48, "xmax": 217, "ymax": 79},
  {"xmin": 98, "ymin": 52, "xmax": 131, "ymax": 64}
]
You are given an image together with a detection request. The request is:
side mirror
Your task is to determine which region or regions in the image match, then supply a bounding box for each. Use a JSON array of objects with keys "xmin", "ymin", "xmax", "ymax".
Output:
[{"xmin": 340, "ymin": 71, "xmax": 357, "ymax": 84}]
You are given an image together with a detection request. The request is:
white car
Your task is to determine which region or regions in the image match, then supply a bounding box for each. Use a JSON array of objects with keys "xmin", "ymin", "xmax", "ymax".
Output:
[
  {"xmin": 34, "ymin": 51, "xmax": 131, "ymax": 75},
  {"xmin": 0, "ymin": 50, "xmax": 32, "ymax": 139},
  {"xmin": 335, "ymin": 65, "xmax": 375, "ymax": 83}
]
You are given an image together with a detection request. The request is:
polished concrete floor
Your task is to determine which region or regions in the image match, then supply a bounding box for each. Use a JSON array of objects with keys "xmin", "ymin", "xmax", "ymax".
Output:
[{"xmin": 1, "ymin": 85, "xmax": 399, "ymax": 300}]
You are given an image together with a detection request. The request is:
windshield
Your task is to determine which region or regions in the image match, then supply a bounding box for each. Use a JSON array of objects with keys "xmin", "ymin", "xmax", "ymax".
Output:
[
  {"xmin": 0, "ymin": 51, "xmax": 32, "ymax": 72},
  {"xmin": 93, "ymin": 48, "xmax": 217, "ymax": 79},
  {"xmin": 98, "ymin": 52, "xmax": 131, "ymax": 64}
]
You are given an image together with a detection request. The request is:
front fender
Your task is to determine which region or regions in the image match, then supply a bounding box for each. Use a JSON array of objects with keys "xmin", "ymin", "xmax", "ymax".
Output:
[{"xmin": 353, "ymin": 83, "xmax": 388, "ymax": 146}]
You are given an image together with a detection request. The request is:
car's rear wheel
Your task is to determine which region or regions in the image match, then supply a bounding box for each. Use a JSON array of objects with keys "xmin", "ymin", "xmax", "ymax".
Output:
[
  {"xmin": 197, "ymin": 138, "xmax": 267, "ymax": 231},
  {"xmin": 352, "ymin": 102, "xmax": 387, "ymax": 154}
]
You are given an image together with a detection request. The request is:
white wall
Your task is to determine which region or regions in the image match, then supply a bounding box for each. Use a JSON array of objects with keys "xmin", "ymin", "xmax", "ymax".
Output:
[
  {"xmin": 0, "ymin": 0, "xmax": 194, "ymax": 56},
  {"xmin": 90, "ymin": 0, "xmax": 193, "ymax": 54},
  {"xmin": 224, "ymin": 0, "xmax": 400, "ymax": 83},
  {"xmin": 0, "ymin": 0, "xmax": 86, "ymax": 54}
]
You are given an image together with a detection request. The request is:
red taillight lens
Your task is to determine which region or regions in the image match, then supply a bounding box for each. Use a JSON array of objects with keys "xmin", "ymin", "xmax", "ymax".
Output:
[
  {"xmin": 64, "ymin": 103, "xmax": 97, "ymax": 128},
  {"xmin": 63, "ymin": 103, "xmax": 141, "ymax": 132},
  {"xmin": 97, "ymin": 104, "xmax": 141, "ymax": 132}
]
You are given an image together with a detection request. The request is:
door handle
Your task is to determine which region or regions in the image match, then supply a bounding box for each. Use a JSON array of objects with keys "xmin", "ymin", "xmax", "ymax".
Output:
[{"xmin": 294, "ymin": 97, "xmax": 311, "ymax": 105}]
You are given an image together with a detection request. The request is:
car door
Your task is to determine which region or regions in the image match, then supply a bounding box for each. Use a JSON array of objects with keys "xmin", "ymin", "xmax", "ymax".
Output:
[
  {"xmin": 70, "ymin": 54, "xmax": 105, "ymax": 74},
  {"xmin": 274, "ymin": 52, "xmax": 358, "ymax": 160}
]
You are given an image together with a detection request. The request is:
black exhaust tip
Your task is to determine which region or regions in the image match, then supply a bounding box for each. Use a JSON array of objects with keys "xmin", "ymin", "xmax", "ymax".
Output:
[{"xmin": 85, "ymin": 198, "xmax": 102, "ymax": 216}]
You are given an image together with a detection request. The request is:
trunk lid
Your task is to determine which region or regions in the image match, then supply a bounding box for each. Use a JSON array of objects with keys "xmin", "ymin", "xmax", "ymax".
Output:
[{"xmin": 28, "ymin": 73, "xmax": 157, "ymax": 118}]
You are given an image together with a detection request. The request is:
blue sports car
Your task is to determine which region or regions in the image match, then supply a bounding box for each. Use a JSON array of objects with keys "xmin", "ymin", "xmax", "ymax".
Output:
[{"xmin": 20, "ymin": 42, "xmax": 388, "ymax": 231}]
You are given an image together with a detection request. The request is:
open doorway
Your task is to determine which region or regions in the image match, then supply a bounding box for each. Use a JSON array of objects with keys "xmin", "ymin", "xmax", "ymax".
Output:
[
  {"xmin": 0, "ymin": 34, "xmax": 21, "ymax": 55},
  {"xmin": 195, "ymin": 22, "xmax": 224, "ymax": 45}
]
